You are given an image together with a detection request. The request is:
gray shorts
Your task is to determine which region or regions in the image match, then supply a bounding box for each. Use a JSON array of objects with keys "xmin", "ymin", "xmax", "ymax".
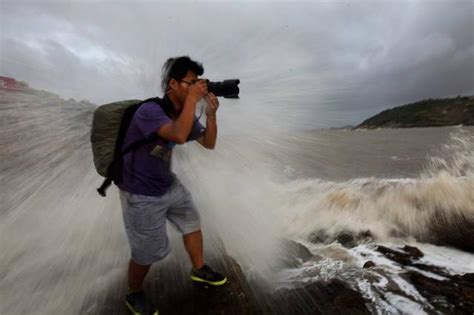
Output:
[{"xmin": 119, "ymin": 179, "xmax": 201, "ymax": 265}]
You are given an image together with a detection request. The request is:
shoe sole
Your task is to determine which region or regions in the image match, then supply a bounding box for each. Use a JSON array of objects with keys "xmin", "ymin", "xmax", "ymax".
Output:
[
  {"xmin": 191, "ymin": 275, "xmax": 228, "ymax": 286},
  {"xmin": 125, "ymin": 301, "xmax": 159, "ymax": 315}
]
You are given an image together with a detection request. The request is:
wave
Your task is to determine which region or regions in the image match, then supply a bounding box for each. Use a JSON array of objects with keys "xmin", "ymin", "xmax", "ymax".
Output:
[{"xmin": 280, "ymin": 131, "xmax": 474, "ymax": 252}]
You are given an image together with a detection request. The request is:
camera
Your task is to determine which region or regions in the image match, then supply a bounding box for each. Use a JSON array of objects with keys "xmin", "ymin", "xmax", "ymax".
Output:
[{"xmin": 206, "ymin": 79, "xmax": 240, "ymax": 98}]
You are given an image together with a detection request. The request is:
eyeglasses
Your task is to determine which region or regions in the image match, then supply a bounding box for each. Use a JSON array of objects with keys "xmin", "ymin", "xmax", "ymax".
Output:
[{"xmin": 180, "ymin": 79, "xmax": 199, "ymax": 86}]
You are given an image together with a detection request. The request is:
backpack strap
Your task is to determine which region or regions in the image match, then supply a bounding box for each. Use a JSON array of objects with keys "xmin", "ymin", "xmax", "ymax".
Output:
[
  {"xmin": 97, "ymin": 97, "xmax": 166, "ymax": 197},
  {"xmin": 97, "ymin": 136, "xmax": 157, "ymax": 196}
]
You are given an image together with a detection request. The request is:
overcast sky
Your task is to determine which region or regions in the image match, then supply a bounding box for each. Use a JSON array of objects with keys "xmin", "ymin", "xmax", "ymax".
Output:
[{"xmin": 1, "ymin": 0, "xmax": 473, "ymax": 129}]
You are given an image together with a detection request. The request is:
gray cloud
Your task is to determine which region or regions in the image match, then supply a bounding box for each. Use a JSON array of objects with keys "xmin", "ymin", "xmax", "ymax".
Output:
[{"xmin": 1, "ymin": 0, "xmax": 473, "ymax": 128}]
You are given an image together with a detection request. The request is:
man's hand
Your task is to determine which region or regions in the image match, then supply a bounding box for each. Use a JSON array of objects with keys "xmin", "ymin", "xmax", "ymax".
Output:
[
  {"xmin": 158, "ymin": 79, "xmax": 207, "ymax": 144},
  {"xmin": 197, "ymin": 92, "xmax": 219, "ymax": 149},
  {"xmin": 187, "ymin": 80, "xmax": 208, "ymax": 103},
  {"xmin": 205, "ymin": 92, "xmax": 219, "ymax": 118}
]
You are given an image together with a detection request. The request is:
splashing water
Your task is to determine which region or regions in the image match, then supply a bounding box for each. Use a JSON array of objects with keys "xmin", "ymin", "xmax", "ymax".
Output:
[{"xmin": 1, "ymin": 86, "xmax": 473, "ymax": 314}]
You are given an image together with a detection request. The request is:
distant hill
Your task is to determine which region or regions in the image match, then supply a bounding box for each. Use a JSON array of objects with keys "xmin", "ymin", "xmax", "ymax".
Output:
[{"xmin": 356, "ymin": 96, "xmax": 474, "ymax": 129}]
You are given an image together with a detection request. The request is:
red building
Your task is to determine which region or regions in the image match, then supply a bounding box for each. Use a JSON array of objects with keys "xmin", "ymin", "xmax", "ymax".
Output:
[{"xmin": 0, "ymin": 76, "xmax": 27, "ymax": 90}]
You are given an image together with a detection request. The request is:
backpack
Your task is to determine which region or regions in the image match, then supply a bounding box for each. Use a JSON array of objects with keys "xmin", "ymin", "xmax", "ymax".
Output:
[{"xmin": 90, "ymin": 97, "xmax": 167, "ymax": 197}]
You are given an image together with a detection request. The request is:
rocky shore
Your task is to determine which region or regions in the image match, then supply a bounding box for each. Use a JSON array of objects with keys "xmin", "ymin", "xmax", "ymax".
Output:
[
  {"xmin": 90, "ymin": 239, "xmax": 473, "ymax": 314},
  {"xmin": 373, "ymin": 245, "xmax": 474, "ymax": 313},
  {"xmin": 91, "ymin": 241, "xmax": 372, "ymax": 314}
]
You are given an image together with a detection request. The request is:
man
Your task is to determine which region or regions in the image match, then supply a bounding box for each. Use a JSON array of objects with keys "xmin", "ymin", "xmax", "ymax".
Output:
[{"xmin": 118, "ymin": 56, "xmax": 226, "ymax": 315}]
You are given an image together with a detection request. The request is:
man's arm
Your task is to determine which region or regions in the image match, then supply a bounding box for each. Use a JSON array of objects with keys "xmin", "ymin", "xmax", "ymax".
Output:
[
  {"xmin": 197, "ymin": 93, "xmax": 219, "ymax": 149},
  {"xmin": 157, "ymin": 81, "xmax": 207, "ymax": 144},
  {"xmin": 197, "ymin": 115, "xmax": 217, "ymax": 149}
]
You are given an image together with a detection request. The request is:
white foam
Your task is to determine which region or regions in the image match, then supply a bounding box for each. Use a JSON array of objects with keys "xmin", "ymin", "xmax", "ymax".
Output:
[
  {"xmin": 415, "ymin": 243, "xmax": 474, "ymax": 274},
  {"xmin": 390, "ymin": 273, "xmax": 429, "ymax": 303},
  {"xmin": 384, "ymin": 293, "xmax": 428, "ymax": 315}
]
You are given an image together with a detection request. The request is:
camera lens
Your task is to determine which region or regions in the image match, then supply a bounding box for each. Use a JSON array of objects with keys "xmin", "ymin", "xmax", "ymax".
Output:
[{"xmin": 207, "ymin": 79, "xmax": 240, "ymax": 98}]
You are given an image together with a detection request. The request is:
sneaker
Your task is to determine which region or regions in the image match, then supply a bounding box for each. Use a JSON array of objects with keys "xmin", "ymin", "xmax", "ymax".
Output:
[
  {"xmin": 125, "ymin": 291, "xmax": 159, "ymax": 315},
  {"xmin": 191, "ymin": 264, "xmax": 227, "ymax": 286}
]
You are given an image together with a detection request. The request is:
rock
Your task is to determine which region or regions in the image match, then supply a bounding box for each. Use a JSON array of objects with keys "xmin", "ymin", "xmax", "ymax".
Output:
[
  {"xmin": 311, "ymin": 230, "xmax": 374, "ymax": 248},
  {"xmin": 401, "ymin": 245, "xmax": 423, "ymax": 259},
  {"xmin": 411, "ymin": 263, "xmax": 451, "ymax": 278},
  {"xmin": 279, "ymin": 240, "xmax": 314, "ymax": 268},
  {"xmin": 309, "ymin": 230, "xmax": 329, "ymax": 244},
  {"xmin": 375, "ymin": 244, "xmax": 474, "ymax": 313},
  {"xmin": 376, "ymin": 244, "xmax": 426, "ymax": 265},
  {"xmin": 265, "ymin": 279, "xmax": 370, "ymax": 314},
  {"xmin": 376, "ymin": 245, "xmax": 416, "ymax": 265},
  {"xmin": 363, "ymin": 261, "xmax": 376, "ymax": 269},
  {"xmin": 357, "ymin": 230, "xmax": 373, "ymax": 240},
  {"xmin": 430, "ymin": 211, "xmax": 474, "ymax": 253},
  {"xmin": 90, "ymin": 238, "xmax": 369, "ymax": 315},
  {"xmin": 408, "ymin": 271, "xmax": 474, "ymax": 313},
  {"xmin": 451, "ymin": 274, "xmax": 474, "ymax": 303},
  {"xmin": 337, "ymin": 232, "xmax": 355, "ymax": 248}
]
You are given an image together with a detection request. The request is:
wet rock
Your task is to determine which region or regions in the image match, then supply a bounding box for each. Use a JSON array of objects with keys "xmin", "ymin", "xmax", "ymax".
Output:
[
  {"xmin": 401, "ymin": 245, "xmax": 423, "ymax": 259},
  {"xmin": 363, "ymin": 261, "xmax": 376, "ymax": 269},
  {"xmin": 376, "ymin": 244, "xmax": 474, "ymax": 313},
  {"xmin": 430, "ymin": 211, "xmax": 474, "ymax": 252},
  {"xmin": 451, "ymin": 274, "xmax": 474, "ymax": 303},
  {"xmin": 408, "ymin": 271, "xmax": 474, "ymax": 313},
  {"xmin": 279, "ymin": 240, "xmax": 314, "ymax": 268},
  {"xmin": 309, "ymin": 230, "xmax": 329, "ymax": 243},
  {"xmin": 90, "ymin": 253, "xmax": 259, "ymax": 315},
  {"xmin": 357, "ymin": 230, "xmax": 373, "ymax": 240},
  {"xmin": 376, "ymin": 244, "xmax": 427, "ymax": 266},
  {"xmin": 376, "ymin": 245, "xmax": 417, "ymax": 265},
  {"xmin": 344, "ymin": 230, "xmax": 375, "ymax": 247},
  {"xmin": 310, "ymin": 229, "xmax": 376, "ymax": 249},
  {"xmin": 411, "ymin": 263, "xmax": 451, "ymax": 278},
  {"xmin": 93, "ymin": 237, "xmax": 471, "ymax": 314},
  {"xmin": 311, "ymin": 230, "xmax": 374, "ymax": 248},
  {"xmin": 337, "ymin": 232, "xmax": 355, "ymax": 248},
  {"xmin": 266, "ymin": 279, "xmax": 370, "ymax": 315}
]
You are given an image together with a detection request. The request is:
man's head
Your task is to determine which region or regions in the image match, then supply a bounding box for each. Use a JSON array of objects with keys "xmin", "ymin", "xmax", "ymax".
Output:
[{"xmin": 161, "ymin": 56, "xmax": 204, "ymax": 107}]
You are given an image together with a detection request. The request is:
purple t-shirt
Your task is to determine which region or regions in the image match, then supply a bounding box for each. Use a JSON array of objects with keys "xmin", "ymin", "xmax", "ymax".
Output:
[{"xmin": 117, "ymin": 101, "xmax": 205, "ymax": 196}]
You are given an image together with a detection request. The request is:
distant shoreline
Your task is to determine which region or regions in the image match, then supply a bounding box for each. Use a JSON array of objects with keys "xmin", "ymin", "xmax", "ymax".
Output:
[{"xmin": 355, "ymin": 96, "xmax": 474, "ymax": 129}]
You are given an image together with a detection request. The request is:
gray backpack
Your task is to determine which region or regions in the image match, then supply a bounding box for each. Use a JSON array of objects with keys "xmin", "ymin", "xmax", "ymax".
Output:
[{"xmin": 90, "ymin": 97, "xmax": 166, "ymax": 196}]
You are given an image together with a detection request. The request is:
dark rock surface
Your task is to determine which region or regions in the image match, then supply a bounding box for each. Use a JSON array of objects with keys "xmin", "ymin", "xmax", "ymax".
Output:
[
  {"xmin": 376, "ymin": 244, "xmax": 474, "ymax": 313},
  {"xmin": 363, "ymin": 261, "xmax": 376, "ymax": 269},
  {"xmin": 429, "ymin": 211, "xmax": 474, "ymax": 252},
  {"xmin": 88, "ymin": 238, "xmax": 261, "ymax": 315},
  {"xmin": 408, "ymin": 271, "xmax": 474, "ymax": 314},
  {"xmin": 278, "ymin": 239, "xmax": 314, "ymax": 268},
  {"xmin": 148, "ymin": 254, "xmax": 258, "ymax": 315},
  {"xmin": 309, "ymin": 230, "xmax": 374, "ymax": 248},
  {"xmin": 94, "ymin": 241, "xmax": 474, "ymax": 314},
  {"xmin": 261, "ymin": 279, "xmax": 370, "ymax": 315},
  {"xmin": 91, "ymin": 239, "xmax": 371, "ymax": 314},
  {"xmin": 376, "ymin": 245, "xmax": 423, "ymax": 265}
]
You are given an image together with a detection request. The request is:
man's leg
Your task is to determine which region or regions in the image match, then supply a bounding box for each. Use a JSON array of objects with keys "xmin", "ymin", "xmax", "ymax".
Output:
[
  {"xmin": 183, "ymin": 230, "xmax": 204, "ymax": 269},
  {"xmin": 184, "ymin": 230, "xmax": 227, "ymax": 286},
  {"xmin": 169, "ymin": 181, "xmax": 226, "ymax": 286},
  {"xmin": 128, "ymin": 259, "xmax": 151, "ymax": 293},
  {"xmin": 125, "ymin": 259, "xmax": 158, "ymax": 315},
  {"xmin": 120, "ymin": 190, "xmax": 168, "ymax": 314}
]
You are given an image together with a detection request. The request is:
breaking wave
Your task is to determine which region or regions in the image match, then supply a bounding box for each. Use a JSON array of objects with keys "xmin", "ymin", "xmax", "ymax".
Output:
[{"xmin": 280, "ymin": 131, "xmax": 474, "ymax": 251}]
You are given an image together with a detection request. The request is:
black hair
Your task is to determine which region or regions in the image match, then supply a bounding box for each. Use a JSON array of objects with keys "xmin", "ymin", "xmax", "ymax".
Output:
[{"xmin": 161, "ymin": 56, "xmax": 204, "ymax": 93}]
